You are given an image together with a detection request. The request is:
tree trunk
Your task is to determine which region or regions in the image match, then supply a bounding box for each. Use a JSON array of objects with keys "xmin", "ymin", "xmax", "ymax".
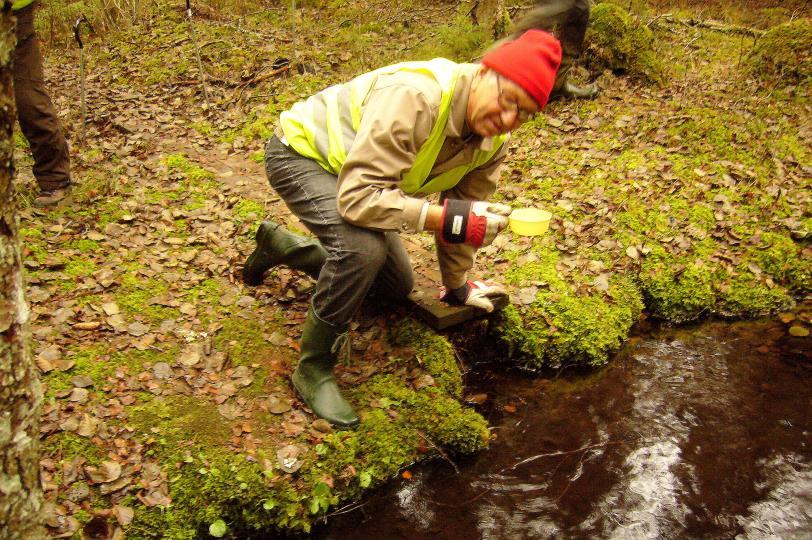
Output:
[
  {"xmin": 0, "ymin": 3, "xmax": 45, "ymax": 538},
  {"xmin": 473, "ymin": 0, "xmax": 509, "ymax": 40}
]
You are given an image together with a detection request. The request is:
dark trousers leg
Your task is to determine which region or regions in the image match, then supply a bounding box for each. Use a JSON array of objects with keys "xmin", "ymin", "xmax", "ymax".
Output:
[
  {"xmin": 264, "ymin": 136, "xmax": 415, "ymax": 327},
  {"xmin": 14, "ymin": 4, "xmax": 71, "ymax": 191}
]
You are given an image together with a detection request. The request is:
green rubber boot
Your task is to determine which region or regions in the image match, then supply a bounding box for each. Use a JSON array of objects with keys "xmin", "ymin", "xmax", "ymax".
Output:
[
  {"xmin": 243, "ymin": 221, "xmax": 328, "ymax": 286},
  {"xmin": 292, "ymin": 308, "xmax": 360, "ymax": 429}
]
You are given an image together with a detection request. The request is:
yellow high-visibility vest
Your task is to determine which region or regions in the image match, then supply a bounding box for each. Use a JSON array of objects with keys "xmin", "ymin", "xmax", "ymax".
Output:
[
  {"xmin": 280, "ymin": 59, "xmax": 506, "ymax": 196},
  {"xmin": 12, "ymin": 0, "xmax": 36, "ymax": 11}
]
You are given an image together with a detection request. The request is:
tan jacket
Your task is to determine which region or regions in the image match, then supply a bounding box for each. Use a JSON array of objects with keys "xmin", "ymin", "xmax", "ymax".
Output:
[{"xmin": 292, "ymin": 63, "xmax": 509, "ymax": 289}]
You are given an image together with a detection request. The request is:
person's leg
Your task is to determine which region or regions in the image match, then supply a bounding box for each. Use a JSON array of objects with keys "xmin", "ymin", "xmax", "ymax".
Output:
[
  {"xmin": 13, "ymin": 3, "xmax": 72, "ymax": 204},
  {"xmin": 511, "ymin": 0, "xmax": 597, "ymax": 100},
  {"xmin": 367, "ymin": 232, "xmax": 415, "ymax": 303},
  {"xmin": 260, "ymin": 136, "xmax": 414, "ymax": 426},
  {"xmin": 247, "ymin": 137, "xmax": 415, "ymax": 304}
]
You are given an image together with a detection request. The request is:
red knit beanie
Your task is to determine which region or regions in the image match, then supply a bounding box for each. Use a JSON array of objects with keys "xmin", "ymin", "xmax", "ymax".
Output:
[{"xmin": 482, "ymin": 29, "xmax": 562, "ymax": 109}]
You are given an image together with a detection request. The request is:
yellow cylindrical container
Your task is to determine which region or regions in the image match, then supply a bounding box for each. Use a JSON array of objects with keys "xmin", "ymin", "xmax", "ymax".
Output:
[{"xmin": 509, "ymin": 208, "xmax": 552, "ymax": 236}]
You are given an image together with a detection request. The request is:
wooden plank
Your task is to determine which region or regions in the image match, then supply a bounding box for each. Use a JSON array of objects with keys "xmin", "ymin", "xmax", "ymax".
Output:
[{"xmin": 407, "ymin": 278, "xmax": 509, "ymax": 331}]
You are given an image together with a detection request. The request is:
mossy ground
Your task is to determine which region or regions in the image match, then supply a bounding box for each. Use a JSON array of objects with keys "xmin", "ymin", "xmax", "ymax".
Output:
[{"xmin": 18, "ymin": 0, "xmax": 812, "ymax": 536}]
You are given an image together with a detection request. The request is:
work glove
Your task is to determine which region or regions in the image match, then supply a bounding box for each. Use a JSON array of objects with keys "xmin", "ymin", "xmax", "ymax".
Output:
[
  {"xmin": 440, "ymin": 279, "xmax": 509, "ymax": 313},
  {"xmin": 440, "ymin": 199, "xmax": 512, "ymax": 248}
]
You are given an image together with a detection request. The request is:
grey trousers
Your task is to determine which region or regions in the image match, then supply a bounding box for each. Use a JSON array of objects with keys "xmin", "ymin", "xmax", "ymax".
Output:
[{"xmin": 264, "ymin": 136, "xmax": 415, "ymax": 327}]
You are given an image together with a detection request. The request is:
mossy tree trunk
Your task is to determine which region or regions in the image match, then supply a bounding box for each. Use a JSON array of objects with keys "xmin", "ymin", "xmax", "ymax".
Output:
[
  {"xmin": 0, "ymin": 4, "xmax": 45, "ymax": 539},
  {"xmin": 472, "ymin": 0, "xmax": 509, "ymax": 39}
]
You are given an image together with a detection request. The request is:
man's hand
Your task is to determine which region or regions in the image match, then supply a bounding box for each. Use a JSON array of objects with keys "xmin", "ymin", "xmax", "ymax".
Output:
[
  {"xmin": 440, "ymin": 280, "xmax": 509, "ymax": 313},
  {"xmin": 440, "ymin": 199, "xmax": 512, "ymax": 247}
]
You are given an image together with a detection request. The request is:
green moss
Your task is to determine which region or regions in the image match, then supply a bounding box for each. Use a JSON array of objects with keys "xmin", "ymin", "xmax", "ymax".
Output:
[
  {"xmin": 413, "ymin": 13, "xmax": 489, "ymax": 61},
  {"xmin": 232, "ymin": 199, "xmax": 266, "ymax": 221},
  {"xmin": 42, "ymin": 432, "xmax": 105, "ymax": 467},
  {"xmin": 752, "ymin": 232, "xmax": 811, "ymax": 291},
  {"xmin": 389, "ymin": 319, "xmax": 462, "ymax": 397},
  {"xmin": 184, "ymin": 278, "xmax": 222, "ymax": 305},
  {"xmin": 116, "ymin": 272, "xmax": 178, "ymax": 323},
  {"xmin": 213, "ymin": 315, "xmax": 276, "ymax": 367},
  {"xmin": 717, "ymin": 273, "xmax": 793, "ymax": 318},
  {"xmin": 639, "ymin": 248, "xmax": 717, "ymax": 322},
  {"xmin": 240, "ymin": 104, "xmax": 281, "ymax": 141},
  {"xmin": 362, "ymin": 375, "xmax": 489, "ymax": 453},
  {"xmin": 70, "ymin": 239, "xmax": 101, "ymax": 253},
  {"xmin": 164, "ymin": 153, "xmax": 216, "ymax": 182},
  {"xmin": 42, "ymin": 344, "xmax": 114, "ymax": 399},
  {"xmin": 63, "ymin": 257, "xmax": 97, "ymax": 280},
  {"xmin": 586, "ymin": 2, "xmax": 665, "ymax": 83},
  {"xmin": 746, "ymin": 18, "xmax": 812, "ymax": 87},
  {"xmin": 128, "ymin": 396, "xmax": 231, "ymax": 448},
  {"xmin": 498, "ymin": 247, "xmax": 643, "ymax": 369},
  {"xmin": 190, "ymin": 121, "xmax": 214, "ymax": 136},
  {"xmin": 127, "ymin": 368, "xmax": 487, "ymax": 537}
]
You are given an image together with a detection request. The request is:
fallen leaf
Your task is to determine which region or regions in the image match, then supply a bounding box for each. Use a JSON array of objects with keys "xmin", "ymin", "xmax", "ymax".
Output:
[
  {"xmin": 788, "ymin": 325, "xmax": 809, "ymax": 337},
  {"xmin": 593, "ymin": 274, "xmax": 610, "ymax": 292},
  {"xmin": 127, "ymin": 322, "xmax": 150, "ymax": 337},
  {"xmin": 778, "ymin": 312, "xmax": 796, "ymax": 324},
  {"xmin": 277, "ymin": 444, "xmax": 303, "ymax": 473},
  {"xmin": 139, "ymin": 490, "xmax": 171, "ymax": 507},
  {"xmin": 107, "ymin": 314, "xmax": 128, "ymax": 332},
  {"xmin": 178, "ymin": 343, "xmax": 201, "ymax": 366},
  {"xmin": 152, "ymin": 362, "xmax": 172, "ymax": 379},
  {"xmin": 76, "ymin": 414, "xmax": 100, "ymax": 437},
  {"xmin": 217, "ymin": 402, "xmax": 242, "ymax": 420},
  {"xmin": 464, "ymin": 393, "xmax": 488, "ymax": 405},
  {"xmin": 73, "ymin": 321, "xmax": 101, "ymax": 331},
  {"xmin": 102, "ymin": 302, "xmax": 120, "ymax": 316},
  {"xmin": 266, "ymin": 395, "xmax": 292, "ymax": 414},
  {"xmin": 68, "ymin": 388, "xmax": 89, "ymax": 403},
  {"xmin": 71, "ymin": 375, "xmax": 94, "ymax": 388},
  {"xmin": 112, "ymin": 505, "xmax": 134, "ymax": 527},
  {"xmin": 311, "ymin": 419, "xmax": 332, "ymax": 434},
  {"xmin": 86, "ymin": 460, "xmax": 122, "ymax": 484}
]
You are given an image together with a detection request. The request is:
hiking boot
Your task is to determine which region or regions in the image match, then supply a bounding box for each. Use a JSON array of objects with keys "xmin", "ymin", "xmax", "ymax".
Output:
[
  {"xmin": 557, "ymin": 80, "xmax": 599, "ymax": 100},
  {"xmin": 292, "ymin": 307, "xmax": 360, "ymax": 429},
  {"xmin": 549, "ymin": 61, "xmax": 600, "ymax": 101},
  {"xmin": 242, "ymin": 220, "xmax": 327, "ymax": 285},
  {"xmin": 33, "ymin": 185, "xmax": 72, "ymax": 208}
]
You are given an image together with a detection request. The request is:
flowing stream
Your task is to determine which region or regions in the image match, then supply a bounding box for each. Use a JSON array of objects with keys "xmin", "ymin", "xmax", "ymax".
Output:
[{"xmin": 317, "ymin": 318, "xmax": 811, "ymax": 539}]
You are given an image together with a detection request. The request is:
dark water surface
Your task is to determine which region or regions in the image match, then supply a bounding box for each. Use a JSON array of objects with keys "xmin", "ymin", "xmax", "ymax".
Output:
[{"xmin": 318, "ymin": 319, "xmax": 811, "ymax": 539}]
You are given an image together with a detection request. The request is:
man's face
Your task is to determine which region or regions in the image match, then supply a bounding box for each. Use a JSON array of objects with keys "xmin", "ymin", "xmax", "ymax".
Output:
[{"xmin": 466, "ymin": 67, "xmax": 539, "ymax": 138}]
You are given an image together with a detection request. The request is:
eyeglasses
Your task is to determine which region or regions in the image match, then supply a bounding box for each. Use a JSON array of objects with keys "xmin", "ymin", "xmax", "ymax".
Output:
[{"xmin": 496, "ymin": 74, "xmax": 537, "ymax": 123}]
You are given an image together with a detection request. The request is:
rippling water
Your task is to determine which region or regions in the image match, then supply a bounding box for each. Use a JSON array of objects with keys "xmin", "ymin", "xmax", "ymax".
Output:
[{"xmin": 318, "ymin": 319, "xmax": 811, "ymax": 539}]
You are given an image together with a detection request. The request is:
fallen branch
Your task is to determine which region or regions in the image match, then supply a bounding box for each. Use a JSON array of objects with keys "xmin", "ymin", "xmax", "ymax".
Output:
[
  {"xmin": 240, "ymin": 64, "xmax": 290, "ymax": 87},
  {"xmin": 653, "ymin": 14, "xmax": 765, "ymax": 37}
]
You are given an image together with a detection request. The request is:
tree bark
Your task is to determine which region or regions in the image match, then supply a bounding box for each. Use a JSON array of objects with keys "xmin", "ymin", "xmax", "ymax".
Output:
[
  {"xmin": 0, "ymin": 2, "xmax": 45, "ymax": 538},
  {"xmin": 473, "ymin": 0, "xmax": 509, "ymax": 40}
]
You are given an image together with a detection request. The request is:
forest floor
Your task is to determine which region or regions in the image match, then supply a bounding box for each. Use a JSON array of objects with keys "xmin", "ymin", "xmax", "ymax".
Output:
[{"xmin": 14, "ymin": 0, "xmax": 810, "ymax": 538}]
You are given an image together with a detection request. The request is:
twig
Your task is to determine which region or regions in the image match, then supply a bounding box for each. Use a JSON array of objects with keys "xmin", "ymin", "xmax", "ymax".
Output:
[
  {"xmin": 500, "ymin": 440, "xmax": 621, "ymax": 473},
  {"xmin": 417, "ymin": 431, "xmax": 459, "ymax": 474},
  {"xmin": 240, "ymin": 64, "xmax": 290, "ymax": 87},
  {"xmin": 322, "ymin": 499, "xmax": 369, "ymax": 519}
]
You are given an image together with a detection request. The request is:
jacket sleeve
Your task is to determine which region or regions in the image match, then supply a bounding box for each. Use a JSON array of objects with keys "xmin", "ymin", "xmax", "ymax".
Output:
[
  {"xmin": 336, "ymin": 80, "xmax": 437, "ymax": 233},
  {"xmin": 435, "ymin": 141, "xmax": 509, "ymax": 289}
]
